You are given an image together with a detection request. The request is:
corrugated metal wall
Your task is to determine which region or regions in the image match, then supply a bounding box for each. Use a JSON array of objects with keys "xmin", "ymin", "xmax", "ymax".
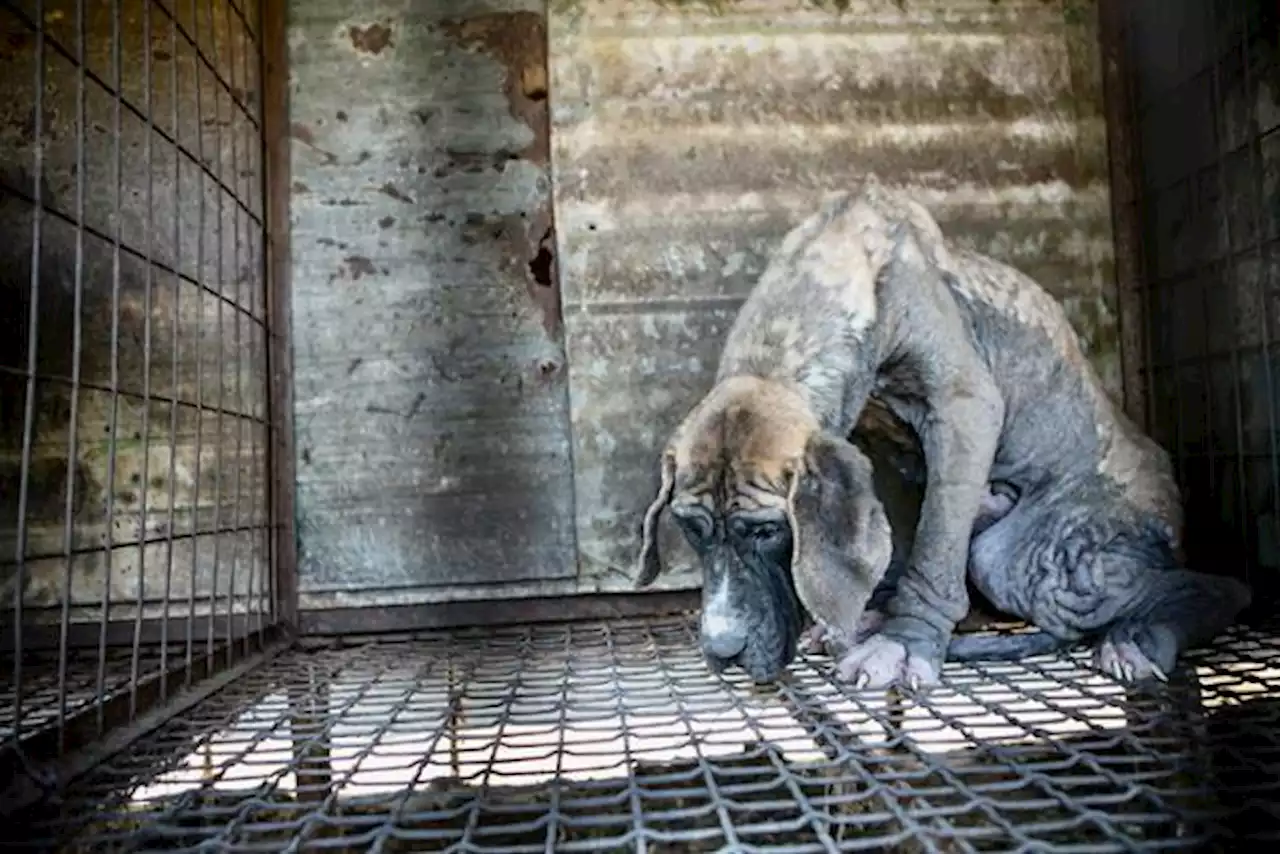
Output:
[
  {"xmin": 286, "ymin": 0, "xmax": 1122, "ymax": 608},
  {"xmin": 552, "ymin": 0, "xmax": 1122, "ymax": 594}
]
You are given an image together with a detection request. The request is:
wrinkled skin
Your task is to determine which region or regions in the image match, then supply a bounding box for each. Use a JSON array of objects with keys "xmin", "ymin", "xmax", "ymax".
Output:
[
  {"xmin": 638, "ymin": 178, "xmax": 1251, "ymax": 691},
  {"xmin": 636, "ymin": 377, "xmax": 896, "ymax": 684}
]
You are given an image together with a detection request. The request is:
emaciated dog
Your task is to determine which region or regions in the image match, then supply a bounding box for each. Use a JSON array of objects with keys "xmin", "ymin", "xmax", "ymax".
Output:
[{"xmin": 635, "ymin": 178, "xmax": 1251, "ymax": 691}]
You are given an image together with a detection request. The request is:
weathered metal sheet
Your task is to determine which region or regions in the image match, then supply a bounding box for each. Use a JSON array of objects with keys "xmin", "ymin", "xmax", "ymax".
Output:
[
  {"xmin": 0, "ymin": 0, "xmax": 270, "ymax": 625},
  {"xmin": 287, "ymin": 0, "xmax": 580, "ymax": 608},
  {"xmin": 550, "ymin": 0, "xmax": 1121, "ymax": 591}
]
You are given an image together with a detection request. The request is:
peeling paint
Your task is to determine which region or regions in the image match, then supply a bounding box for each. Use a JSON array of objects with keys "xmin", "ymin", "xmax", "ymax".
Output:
[
  {"xmin": 348, "ymin": 22, "xmax": 395, "ymax": 55},
  {"xmin": 290, "ymin": 121, "xmax": 339, "ymax": 164},
  {"xmin": 343, "ymin": 255, "xmax": 378, "ymax": 281},
  {"xmin": 440, "ymin": 9, "xmax": 564, "ymax": 340},
  {"xmin": 439, "ymin": 11, "xmax": 551, "ymax": 164},
  {"xmin": 377, "ymin": 182, "xmax": 414, "ymax": 204}
]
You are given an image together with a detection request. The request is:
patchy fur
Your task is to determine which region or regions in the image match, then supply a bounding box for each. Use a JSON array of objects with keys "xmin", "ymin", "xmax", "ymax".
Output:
[{"xmin": 638, "ymin": 177, "xmax": 1250, "ymax": 691}]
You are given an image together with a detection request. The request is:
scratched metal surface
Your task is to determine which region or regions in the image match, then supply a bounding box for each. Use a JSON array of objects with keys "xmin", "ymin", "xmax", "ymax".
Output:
[
  {"xmin": 550, "ymin": 0, "xmax": 1121, "ymax": 592},
  {"xmin": 0, "ymin": 0, "xmax": 270, "ymax": 624},
  {"xmin": 287, "ymin": 0, "xmax": 580, "ymax": 607}
]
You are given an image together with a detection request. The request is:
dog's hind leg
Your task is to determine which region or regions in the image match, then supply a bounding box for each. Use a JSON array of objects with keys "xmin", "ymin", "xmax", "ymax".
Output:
[
  {"xmin": 971, "ymin": 505, "xmax": 1252, "ymax": 685},
  {"xmin": 1093, "ymin": 568, "xmax": 1251, "ymax": 682}
]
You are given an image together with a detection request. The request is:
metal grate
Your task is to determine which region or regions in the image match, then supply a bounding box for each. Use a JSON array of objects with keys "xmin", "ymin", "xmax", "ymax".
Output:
[
  {"xmin": 9, "ymin": 613, "xmax": 1279, "ymax": 852},
  {"xmin": 0, "ymin": 0, "xmax": 285, "ymax": 792}
]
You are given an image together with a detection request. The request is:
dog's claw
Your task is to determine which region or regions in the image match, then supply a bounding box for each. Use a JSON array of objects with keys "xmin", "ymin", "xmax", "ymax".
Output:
[
  {"xmin": 1095, "ymin": 636, "xmax": 1171, "ymax": 686},
  {"xmin": 854, "ymin": 672, "xmax": 870, "ymax": 691}
]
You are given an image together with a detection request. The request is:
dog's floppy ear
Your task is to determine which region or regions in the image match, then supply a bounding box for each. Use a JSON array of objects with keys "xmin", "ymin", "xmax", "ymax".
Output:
[
  {"xmin": 635, "ymin": 449, "xmax": 676, "ymax": 589},
  {"xmin": 783, "ymin": 432, "xmax": 894, "ymax": 633}
]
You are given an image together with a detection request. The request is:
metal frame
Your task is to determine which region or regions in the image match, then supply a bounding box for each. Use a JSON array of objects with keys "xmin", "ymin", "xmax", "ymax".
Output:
[
  {"xmin": 260, "ymin": 0, "xmax": 298, "ymax": 636},
  {"xmin": 296, "ymin": 590, "xmax": 702, "ymax": 637},
  {"xmin": 1097, "ymin": 0, "xmax": 1151, "ymax": 430}
]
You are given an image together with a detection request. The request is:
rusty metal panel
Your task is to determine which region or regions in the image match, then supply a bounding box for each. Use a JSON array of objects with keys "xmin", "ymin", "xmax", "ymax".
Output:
[
  {"xmin": 287, "ymin": 0, "xmax": 579, "ymax": 609},
  {"xmin": 0, "ymin": 0, "xmax": 271, "ymax": 628},
  {"xmin": 550, "ymin": 0, "xmax": 1121, "ymax": 592}
]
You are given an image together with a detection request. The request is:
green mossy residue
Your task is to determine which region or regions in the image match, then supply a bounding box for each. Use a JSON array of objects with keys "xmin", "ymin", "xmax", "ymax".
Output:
[{"xmin": 1062, "ymin": 0, "xmax": 1093, "ymax": 28}]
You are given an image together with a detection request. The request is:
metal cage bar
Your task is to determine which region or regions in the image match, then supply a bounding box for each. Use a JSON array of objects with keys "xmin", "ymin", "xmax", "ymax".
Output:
[
  {"xmin": 0, "ymin": 0, "xmax": 292, "ymax": 811},
  {"xmin": 1117, "ymin": 0, "xmax": 1280, "ymax": 609}
]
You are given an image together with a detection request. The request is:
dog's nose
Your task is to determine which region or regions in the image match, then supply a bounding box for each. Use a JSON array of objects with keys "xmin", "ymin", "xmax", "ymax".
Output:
[{"xmin": 701, "ymin": 614, "xmax": 747, "ymax": 660}]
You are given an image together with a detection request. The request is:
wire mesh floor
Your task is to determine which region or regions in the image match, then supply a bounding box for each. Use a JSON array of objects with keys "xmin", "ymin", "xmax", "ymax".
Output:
[
  {"xmin": 0, "ymin": 647, "xmax": 178, "ymax": 744},
  {"xmin": 14, "ymin": 613, "xmax": 1280, "ymax": 852}
]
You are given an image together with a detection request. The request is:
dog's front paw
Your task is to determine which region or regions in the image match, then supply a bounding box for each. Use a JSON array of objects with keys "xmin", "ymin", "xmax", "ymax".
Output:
[
  {"xmin": 800, "ymin": 610, "xmax": 886, "ymax": 658},
  {"xmin": 836, "ymin": 633, "xmax": 941, "ymax": 693},
  {"xmin": 799, "ymin": 621, "xmax": 835, "ymax": 655}
]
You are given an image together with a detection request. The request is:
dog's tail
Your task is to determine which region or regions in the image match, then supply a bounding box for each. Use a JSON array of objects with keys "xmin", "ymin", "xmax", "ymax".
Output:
[{"xmin": 946, "ymin": 629, "xmax": 1072, "ymax": 662}]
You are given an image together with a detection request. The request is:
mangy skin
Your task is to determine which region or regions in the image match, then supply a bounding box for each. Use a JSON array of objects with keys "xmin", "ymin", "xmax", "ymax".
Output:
[{"xmin": 636, "ymin": 177, "xmax": 1252, "ymax": 691}]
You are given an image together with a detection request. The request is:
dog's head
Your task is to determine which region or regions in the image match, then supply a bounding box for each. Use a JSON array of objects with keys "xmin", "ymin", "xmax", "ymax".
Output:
[{"xmin": 637, "ymin": 376, "xmax": 894, "ymax": 684}]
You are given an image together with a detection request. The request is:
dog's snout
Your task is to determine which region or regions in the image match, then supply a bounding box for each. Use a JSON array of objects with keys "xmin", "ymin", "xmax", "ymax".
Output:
[{"xmin": 701, "ymin": 614, "xmax": 748, "ymax": 660}]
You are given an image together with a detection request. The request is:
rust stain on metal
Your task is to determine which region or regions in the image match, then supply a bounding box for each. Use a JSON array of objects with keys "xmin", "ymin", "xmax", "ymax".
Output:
[
  {"xmin": 348, "ymin": 23, "xmax": 395, "ymax": 56},
  {"xmin": 440, "ymin": 11, "xmax": 562, "ymax": 339},
  {"xmin": 378, "ymin": 182, "xmax": 414, "ymax": 204},
  {"xmin": 438, "ymin": 11, "xmax": 549, "ymax": 164},
  {"xmin": 292, "ymin": 181, "xmax": 311, "ymax": 194}
]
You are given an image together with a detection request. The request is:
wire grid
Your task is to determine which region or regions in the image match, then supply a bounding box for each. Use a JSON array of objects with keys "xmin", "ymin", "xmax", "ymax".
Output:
[
  {"xmin": 10, "ymin": 612, "xmax": 1276, "ymax": 853},
  {"xmin": 1123, "ymin": 0, "xmax": 1280, "ymax": 602},
  {"xmin": 0, "ymin": 645, "xmax": 178, "ymax": 743},
  {"xmin": 0, "ymin": 0, "xmax": 277, "ymax": 767}
]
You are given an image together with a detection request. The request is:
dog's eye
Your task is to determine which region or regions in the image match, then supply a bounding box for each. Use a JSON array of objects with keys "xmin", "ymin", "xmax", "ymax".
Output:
[
  {"xmin": 750, "ymin": 522, "xmax": 782, "ymax": 542},
  {"xmin": 671, "ymin": 505, "xmax": 713, "ymax": 541}
]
